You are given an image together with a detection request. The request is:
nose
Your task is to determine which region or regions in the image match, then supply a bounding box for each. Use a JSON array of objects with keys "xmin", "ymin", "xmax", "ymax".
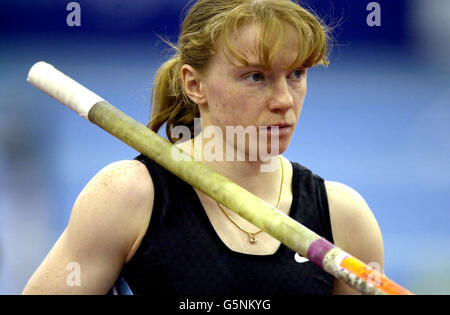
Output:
[{"xmin": 268, "ymin": 79, "xmax": 295, "ymax": 112}]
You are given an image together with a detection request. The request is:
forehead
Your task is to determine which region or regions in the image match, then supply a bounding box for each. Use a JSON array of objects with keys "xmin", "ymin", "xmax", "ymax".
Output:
[{"xmin": 213, "ymin": 23, "xmax": 302, "ymax": 70}]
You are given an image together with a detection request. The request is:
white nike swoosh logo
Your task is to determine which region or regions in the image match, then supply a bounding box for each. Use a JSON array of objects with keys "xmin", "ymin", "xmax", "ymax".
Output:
[{"xmin": 294, "ymin": 252, "xmax": 309, "ymax": 263}]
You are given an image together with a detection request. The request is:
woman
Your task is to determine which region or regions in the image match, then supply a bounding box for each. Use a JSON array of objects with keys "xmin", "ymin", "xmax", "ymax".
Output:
[{"xmin": 23, "ymin": 0, "xmax": 384, "ymax": 295}]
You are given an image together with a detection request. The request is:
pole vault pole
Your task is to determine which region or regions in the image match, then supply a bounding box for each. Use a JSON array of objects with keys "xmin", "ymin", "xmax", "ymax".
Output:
[{"xmin": 27, "ymin": 61, "xmax": 413, "ymax": 295}]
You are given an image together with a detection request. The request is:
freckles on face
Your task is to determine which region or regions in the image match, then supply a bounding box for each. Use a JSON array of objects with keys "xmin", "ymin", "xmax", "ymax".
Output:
[
  {"xmin": 203, "ymin": 66, "xmax": 252, "ymax": 127},
  {"xmin": 200, "ymin": 23, "xmax": 307, "ymax": 131}
]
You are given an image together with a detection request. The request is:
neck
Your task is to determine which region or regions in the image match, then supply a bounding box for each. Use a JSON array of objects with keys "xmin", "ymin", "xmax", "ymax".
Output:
[{"xmin": 190, "ymin": 135, "xmax": 283, "ymax": 203}]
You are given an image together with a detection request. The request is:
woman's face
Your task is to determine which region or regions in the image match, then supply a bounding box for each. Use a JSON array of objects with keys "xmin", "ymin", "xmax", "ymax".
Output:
[{"xmin": 198, "ymin": 23, "xmax": 307, "ymax": 156}]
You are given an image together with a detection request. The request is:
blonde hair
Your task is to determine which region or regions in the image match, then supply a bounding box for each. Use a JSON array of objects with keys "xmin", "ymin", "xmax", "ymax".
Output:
[{"xmin": 148, "ymin": 0, "xmax": 331, "ymax": 143}]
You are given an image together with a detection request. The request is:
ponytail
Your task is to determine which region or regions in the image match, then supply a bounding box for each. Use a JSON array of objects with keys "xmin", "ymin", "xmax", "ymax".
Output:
[{"xmin": 147, "ymin": 54, "xmax": 199, "ymax": 144}]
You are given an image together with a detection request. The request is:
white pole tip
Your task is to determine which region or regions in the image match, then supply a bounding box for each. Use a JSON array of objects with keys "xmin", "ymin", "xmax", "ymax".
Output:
[{"xmin": 27, "ymin": 61, "xmax": 105, "ymax": 119}]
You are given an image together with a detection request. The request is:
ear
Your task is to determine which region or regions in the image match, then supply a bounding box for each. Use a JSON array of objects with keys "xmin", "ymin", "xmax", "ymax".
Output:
[{"xmin": 181, "ymin": 64, "xmax": 207, "ymax": 106}]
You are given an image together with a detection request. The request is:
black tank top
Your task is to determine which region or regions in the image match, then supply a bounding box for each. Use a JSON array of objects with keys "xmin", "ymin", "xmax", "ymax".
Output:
[{"xmin": 111, "ymin": 154, "xmax": 335, "ymax": 296}]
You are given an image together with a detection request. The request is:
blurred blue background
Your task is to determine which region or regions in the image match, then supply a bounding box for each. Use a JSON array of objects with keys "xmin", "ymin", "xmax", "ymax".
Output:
[{"xmin": 0, "ymin": 0, "xmax": 448, "ymax": 294}]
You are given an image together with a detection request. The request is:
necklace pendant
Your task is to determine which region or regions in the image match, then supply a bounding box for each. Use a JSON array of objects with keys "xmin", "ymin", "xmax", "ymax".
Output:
[{"xmin": 249, "ymin": 233, "xmax": 257, "ymax": 244}]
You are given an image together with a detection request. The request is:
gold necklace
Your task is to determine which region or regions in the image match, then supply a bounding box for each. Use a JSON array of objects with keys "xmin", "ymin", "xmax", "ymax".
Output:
[{"xmin": 192, "ymin": 140, "xmax": 284, "ymax": 244}]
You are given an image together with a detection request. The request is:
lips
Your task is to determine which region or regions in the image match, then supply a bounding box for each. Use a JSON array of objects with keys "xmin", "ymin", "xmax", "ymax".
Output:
[
  {"xmin": 264, "ymin": 124, "xmax": 294, "ymax": 136},
  {"xmin": 271, "ymin": 123, "xmax": 293, "ymax": 128}
]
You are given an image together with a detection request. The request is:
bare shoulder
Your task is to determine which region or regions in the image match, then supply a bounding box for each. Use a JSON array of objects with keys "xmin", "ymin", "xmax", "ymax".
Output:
[
  {"xmin": 86, "ymin": 159, "xmax": 153, "ymax": 196},
  {"xmin": 23, "ymin": 159, "xmax": 154, "ymax": 294},
  {"xmin": 324, "ymin": 180, "xmax": 385, "ymax": 294},
  {"xmin": 72, "ymin": 159, "xmax": 155, "ymax": 232},
  {"xmin": 324, "ymin": 180, "xmax": 378, "ymax": 227},
  {"xmin": 324, "ymin": 180, "xmax": 384, "ymax": 256},
  {"xmin": 73, "ymin": 159, "xmax": 155, "ymax": 260}
]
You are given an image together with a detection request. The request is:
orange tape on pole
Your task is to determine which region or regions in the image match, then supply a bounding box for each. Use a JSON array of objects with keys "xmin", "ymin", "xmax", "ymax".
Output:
[{"xmin": 340, "ymin": 256, "xmax": 413, "ymax": 295}]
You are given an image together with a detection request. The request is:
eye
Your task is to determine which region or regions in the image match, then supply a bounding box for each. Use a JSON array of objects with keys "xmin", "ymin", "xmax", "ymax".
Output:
[
  {"xmin": 245, "ymin": 72, "xmax": 265, "ymax": 83},
  {"xmin": 289, "ymin": 68, "xmax": 306, "ymax": 81}
]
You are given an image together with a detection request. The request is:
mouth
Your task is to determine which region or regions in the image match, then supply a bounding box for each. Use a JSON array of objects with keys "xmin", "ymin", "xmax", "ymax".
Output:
[{"xmin": 264, "ymin": 123, "xmax": 294, "ymax": 136}]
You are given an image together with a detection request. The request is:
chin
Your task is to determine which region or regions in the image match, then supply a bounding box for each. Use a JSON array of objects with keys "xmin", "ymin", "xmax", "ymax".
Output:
[{"xmin": 269, "ymin": 135, "xmax": 292, "ymax": 155}]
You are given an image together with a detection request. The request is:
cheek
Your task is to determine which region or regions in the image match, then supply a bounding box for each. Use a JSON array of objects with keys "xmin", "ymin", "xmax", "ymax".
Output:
[
  {"xmin": 296, "ymin": 93, "xmax": 305, "ymax": 112},
  {"xmin": 209, "ymin": 86, "xmax": 252, "ymax": 125},
  {"xmin": 215, "ymin": 98, "xmax": 247, "ymax": 126},
  {"xmin": 203, "ymin": 80, "xmax": 227, "ymax": 115},
  {"xmin": 294, "ymin": 83, "xmax": 307, "ymax": 115}
]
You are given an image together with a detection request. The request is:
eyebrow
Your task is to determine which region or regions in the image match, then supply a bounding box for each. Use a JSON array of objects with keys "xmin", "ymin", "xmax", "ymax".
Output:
[
  {"xmin": 237, "ymin": 62, "xmax": 305, "ymax": 71},
  {"xmin": 246, "ymin": 63, "xmax": 268, "ymax": 69},
  {"xmin": 235, "ymin": 62, "xmax": 275, "ymax": 71}
]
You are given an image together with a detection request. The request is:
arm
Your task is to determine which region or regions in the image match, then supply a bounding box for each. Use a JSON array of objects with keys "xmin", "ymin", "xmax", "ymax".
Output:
[
  {"xmin": 325, "ymin": 180, "xmax": 385, "ymax": 295},
  {"xmin": 23, "ymin": 159, "xmax": 154, "ymax": 294}
]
